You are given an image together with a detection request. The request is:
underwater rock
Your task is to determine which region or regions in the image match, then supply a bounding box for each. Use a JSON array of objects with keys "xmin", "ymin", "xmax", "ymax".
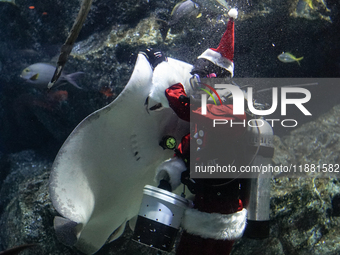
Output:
[
  {"xmin": 280, "ymin": 104, "xmax": 340, "ymax": 178},
  {"xmin": 231, "ymin": 177, "xmax": 340, "ymax": 254},
  {"xmin": 291, "ymin": 0, "xmax": 331, "ymax": 22},
  {"xmin": 0, "ymin": 150, "xmax": 50, "ymax": 207},
  {"xmin": 0, "ymin": 150, "xmax": 167, "ymax": 255},
  {"xmin": 0, "ymin": 150, "xmax": 55, "ymax": 253}
]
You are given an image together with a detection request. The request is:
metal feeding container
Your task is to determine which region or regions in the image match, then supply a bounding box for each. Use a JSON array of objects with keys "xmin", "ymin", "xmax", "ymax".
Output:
[{"xmin": 133, "ymin": 185, "xmax": 191, "ymax": 251}]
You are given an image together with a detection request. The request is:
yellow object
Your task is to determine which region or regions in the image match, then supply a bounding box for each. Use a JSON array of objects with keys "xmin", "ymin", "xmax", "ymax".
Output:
[
  {"xmin": 303, "ymin": 0, "xmax": 314, "ymax": 9},
  {"xmin": 165, "ymin": 136, "xmax": 177, "ymax": 149},
  {"xmin": 278, "ymin": 52, "xmax": 304, "ymax": 66}
]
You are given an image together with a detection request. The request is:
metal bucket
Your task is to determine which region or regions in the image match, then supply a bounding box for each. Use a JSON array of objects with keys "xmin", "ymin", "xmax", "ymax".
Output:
[{"xmin": 133, "ymin": 185, "xmax": 191, "ymax": 251}]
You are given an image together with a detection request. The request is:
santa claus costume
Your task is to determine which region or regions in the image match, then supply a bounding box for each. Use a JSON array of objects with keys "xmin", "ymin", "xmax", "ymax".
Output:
[{"xmin": 153, "ymin": 8, "xmax": 250, "ymax": 255}]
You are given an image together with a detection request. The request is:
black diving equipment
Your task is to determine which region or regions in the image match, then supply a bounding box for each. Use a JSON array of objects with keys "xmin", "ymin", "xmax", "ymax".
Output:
[
  {"xmin": 133, "ymin": 185, "xmax": 192, "ymax": 251},
  {"xmin": 141, "ymin": 48, "xmax": 167, "ymax": 70},
  {"xmin": 243, "ymin": 119, "xmax": 274, "ymax": 239}
]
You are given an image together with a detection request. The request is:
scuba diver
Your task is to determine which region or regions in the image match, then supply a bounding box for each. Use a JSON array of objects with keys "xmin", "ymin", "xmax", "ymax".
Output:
[
  {"xmin": 154, "ymin": 8, "xmax": 247, "ymax": 255},
  {"xmin": 137, "ymin": 8, "xmax": 273, "ymax": 255}
]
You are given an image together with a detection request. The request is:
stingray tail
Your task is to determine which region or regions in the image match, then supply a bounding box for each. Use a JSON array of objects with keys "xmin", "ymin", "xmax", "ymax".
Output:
[{"xmin": 65, "ymin": 72, "xmax": 84, "ymax": 89}]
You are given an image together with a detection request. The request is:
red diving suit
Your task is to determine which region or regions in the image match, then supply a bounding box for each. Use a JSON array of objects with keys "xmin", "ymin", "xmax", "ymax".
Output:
[{"xmin": 164, "ymin": 82, "xmax": 248, "ymax": 255}]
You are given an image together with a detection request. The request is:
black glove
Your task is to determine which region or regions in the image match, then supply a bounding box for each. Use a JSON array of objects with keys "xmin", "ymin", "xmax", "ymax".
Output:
[
  {"xmin": 142, "ymin": 48, "xmax": 167, "ymax": 70},
  {"xmin": 179, "ymin": 95, "xmax": 201, "ymax": 108},
  {"xmin": 179, "ymin": 95, "xmax": 190, "ymax": 104},
  {"xmin": 158, "ymin": 179, "xmax": 172, "ymax": 192}
]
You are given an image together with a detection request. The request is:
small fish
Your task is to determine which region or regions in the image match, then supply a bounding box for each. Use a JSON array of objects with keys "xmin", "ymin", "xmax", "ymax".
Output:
[
  {"xmin": 0, "ymin": 0, "xmax": 16, "ymax": 5},
  {"xmin": 20, "ymin": 63, "xmax": 83, "ymax": 89},
  {"xmin": 0, "ymin": 244, "xmax": 37, "ymax": 255},
  {"xmin": 215, "ymin": 0, "xmax": 228, "ymax": 8},
  {"xmin": 159, "ymin": 0, "xmax": 201, "ymax": 39},
  {"xmin": 278, "ymin": 52, "xmax": 304, "ymax": 65},
  {"xmin": 169, "ymin": 0, "xmax": 201, "ymax": 26}
]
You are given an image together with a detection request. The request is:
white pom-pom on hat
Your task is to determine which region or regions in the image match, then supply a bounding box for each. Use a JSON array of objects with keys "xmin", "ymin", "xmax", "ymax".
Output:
[{"xmin": 228, "ymin": 8, "xmax": 238, "ymax": 19}]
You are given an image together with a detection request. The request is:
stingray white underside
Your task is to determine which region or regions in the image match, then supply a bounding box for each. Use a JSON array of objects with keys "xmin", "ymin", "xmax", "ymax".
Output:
[{"xmin": 49, "ymin": 54, "xmax": 193, "ymax": 254}]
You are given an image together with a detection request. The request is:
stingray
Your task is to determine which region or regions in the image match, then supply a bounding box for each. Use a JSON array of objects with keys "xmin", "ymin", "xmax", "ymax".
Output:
[{"xmin": 49, "ymin": 53, "xmax": 194, "ymax": 254}]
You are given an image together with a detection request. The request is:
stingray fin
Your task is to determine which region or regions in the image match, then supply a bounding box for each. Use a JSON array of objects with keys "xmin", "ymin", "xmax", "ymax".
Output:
[
  {"xmin": 54, "ymin": 216, "xmax": 83, "ymax": 247},
  {"xmin": 128, "ymin": 216, "xmax": 138, "ymax": 231},
  {"xmin": 107, "ymin": 220, "xmax": 127, "ymax": 243},
  {"xmin": 49, "ymin": 54, "xmax": 193, "ymax": 254}
]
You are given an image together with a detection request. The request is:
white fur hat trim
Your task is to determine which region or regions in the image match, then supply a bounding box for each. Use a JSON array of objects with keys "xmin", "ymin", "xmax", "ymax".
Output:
[{"xmin": 198, "ymin": 49, "xmax": 234, "ymax": 77}]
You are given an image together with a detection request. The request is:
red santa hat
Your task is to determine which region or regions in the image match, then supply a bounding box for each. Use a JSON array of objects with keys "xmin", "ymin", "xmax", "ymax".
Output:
[{"xmin": 198, "ymin": 8, "xmax": 238, "ymax": 77}]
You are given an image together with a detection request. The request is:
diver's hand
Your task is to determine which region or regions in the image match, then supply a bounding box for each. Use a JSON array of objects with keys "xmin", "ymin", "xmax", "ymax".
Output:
[
  {"xmin": 179, "ymin": 95, "xmax": 190, "ymax": 104},
  {"xmin": 141, "ymin": 48, "xmax": 167, "ymax": 69},
  {"xmin": 179, "ymin": 95, "xmax": 201, "ymax": 108},
  {"xmin": 154, "ymin": 157, "xmax": 187, "ymax": 191}
]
